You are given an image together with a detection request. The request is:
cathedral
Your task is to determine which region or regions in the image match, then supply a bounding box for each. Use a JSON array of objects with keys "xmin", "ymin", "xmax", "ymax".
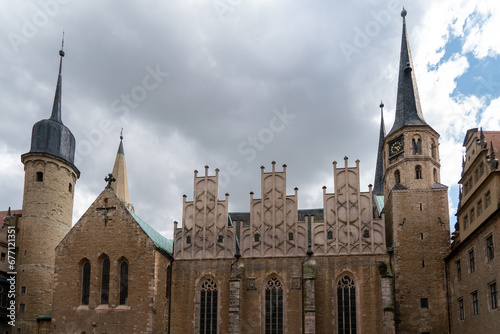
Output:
[{"xmin": 1, "ymin": 9, "xmax": 499, "ymax": 334}]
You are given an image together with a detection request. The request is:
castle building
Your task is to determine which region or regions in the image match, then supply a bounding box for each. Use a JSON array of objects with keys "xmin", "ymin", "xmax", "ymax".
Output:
[
  {"xmin": 445, "ymin": 128, "xmax": 499, "ymax": 332},
  {"xmin": 4, "ymin": 8, "xmax": 498, "ymax": 334}
]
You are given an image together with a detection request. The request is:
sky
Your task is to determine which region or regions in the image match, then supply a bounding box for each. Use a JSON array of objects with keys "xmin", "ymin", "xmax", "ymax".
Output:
[{"xmin": 1, "ymin": 0, "xmax": 499, "ymax": 239}]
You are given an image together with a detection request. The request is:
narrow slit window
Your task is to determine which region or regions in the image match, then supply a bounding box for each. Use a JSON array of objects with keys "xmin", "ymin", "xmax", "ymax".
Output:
[
  {"xmin": 101, "ymin": 258, "xmax": 110, "ymax": 304},
  {"xmin": 36, "ymin": 172, "xmax": 43, "ymax": 182},
  {"xmin": 119, "ymin": 261, "xmax": 128, "ymax": 305},
  {"xmin": 81, "ymin": 261, "xmax": 91, "ymax": 305}
]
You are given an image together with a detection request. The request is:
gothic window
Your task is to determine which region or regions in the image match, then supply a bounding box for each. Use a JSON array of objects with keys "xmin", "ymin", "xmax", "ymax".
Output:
[
  {"xmin": 415, "ymin": 165, "xmax": 422, "ymax": 179},
  {"xmin": 101, "ymin": 258, "xmax": 110, "ymax": 304},
  {"xmin": 265, "ymin": 277, "xmax": 283, "ymax": 334},
  {"xmin": 200, "ymin": 278, "xmax": 217, "ymax": 334},
  {"xmin": 486, "ymin": 235, "xmax": 494, "ymax": 261},
  {"xmin": 327, "ymin": 231, "xmax": 333, "ymax": 240},
  {"xmin": 254, "ymin": 233, "xmax": 260, "ymax": 242},
  {"xmin": 217, "ymin": 235, "xmax": 223, "ymax": 243},
  {"xmin": 363, "ymin": 230, "xmax": 370, "ymax": 238},
  {"xmin": 36, "ymin": 172, "xmax": 43, "ymax": 182},
  {"xmin": 81, "ymin": 261, "xmax": 91, "ymax": 305},
  {"xmin": 394, "ymin": 170, "xmax": 401, "ymax": 184},
  {"xmin": 119, "ymin": 261, "xmax": 128, "ymax": 305},
  {"xmin": 288, "ymin": 233, "xmax": 294, "ymax": 241},
  {"xmin": 186, "ymin": 236, "xmax": 191, "ymax": 244},
  {"xmin": 412, "ymin": 137, "xmax": 421, "ymax": 154},
  {"xmin": 337, "ymin": 275, "xmax": 356, "ymax": 334}
]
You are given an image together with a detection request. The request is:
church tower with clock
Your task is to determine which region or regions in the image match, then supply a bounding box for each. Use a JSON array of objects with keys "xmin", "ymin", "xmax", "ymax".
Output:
[{"xmin": 383, "ymin": 9, "xmax": 450, "ymax": 334}]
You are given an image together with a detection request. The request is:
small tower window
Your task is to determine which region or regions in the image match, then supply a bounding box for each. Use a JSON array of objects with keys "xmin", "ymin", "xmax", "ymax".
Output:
[
  {"xmin": 327, "ymin": 231, "xmax": 333, "ymax": 240},
  {"xmin": 363, "ymin": 230, "xmax": 370, "ymax": 238},
  {"xmin": 36, "ymin": 172, "xmax": 43, "ymax": 182},
  {"xmin": 415, "ymin": 166, "xmax": 422, "ymax": 179},
  {"xmin": 288, "ymin": 232, "xmax": 294, "ymax": 241},
  {"xmin": 433, "ymin": 168, "xmax": 437, "ymax": 182},
  {"xmin": 186, "ymin": 236, "xmax": 191, "ymax": 244},
  {"xmin": 420, "ymin": 298, "xmax": 429, "ymax": 308},
  {"xmin": 254, "ymin": 233, "xmax": 260, "ymax": 242},
  {"xmin": 395, "ymin": 170, "xmax": 401, "ymax": 184},
  {"xmin": 69, "ymin": 183, "xmax": 73, "ymax": 193},
  {"xmin": 217, "ymin": 235, "xmax": 223, "ymax": 243}
]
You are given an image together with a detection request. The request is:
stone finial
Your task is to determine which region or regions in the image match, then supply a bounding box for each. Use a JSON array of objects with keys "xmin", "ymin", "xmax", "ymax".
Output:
[{"xmin": 105, "ymin": 173, "xmax": 116, "ymax": 188}]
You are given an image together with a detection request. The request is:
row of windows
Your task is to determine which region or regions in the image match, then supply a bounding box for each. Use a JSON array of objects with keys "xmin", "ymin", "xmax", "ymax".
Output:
[
  {"xmin": 458, "ymin": 282, "xmax": 497, "ymax": 320},
  {"xmin": 456, "ymin": 235, "xmax": 494, "ymax": 280},
  {"xmin": 81, "ymin": 258, "xmax": 128, "ymax": 306},
  {"xmin": 393, "ymin": 167, "xmax": 439, "ymax": 185},
  {"xmin": 198, "ymin": 275, "xmax": 357, "ymax": 334},
  {"xmin": 186, "ymin": 230, "xmax": 371, "ymax": 245},
  {"xmin": 462, "ymin": 190, "xmax": 491, "ymax": 230},
  {"xmin": 463, "ymin": 162, "xmax": 485, "ymax": 197}
]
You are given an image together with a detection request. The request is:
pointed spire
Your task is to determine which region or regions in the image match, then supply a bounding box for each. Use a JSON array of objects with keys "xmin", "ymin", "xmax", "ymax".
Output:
[
  {"xmin": 50, "ymin": 32, "xmax": 65, "ymax": 123},
  {"xmin": 388, "ymin": 9, "xmax": 427, "ymax": 134},
  {"xmin": 111, "ymin": 130, "xmax": 130, "ymax": 205},
  {"xmin": 373, "ymin": 101, "xmax": 386, "ymax": 195},
  {"xmin": 489, "ymin": 141, "xmax": 499, "ymax": 170}
]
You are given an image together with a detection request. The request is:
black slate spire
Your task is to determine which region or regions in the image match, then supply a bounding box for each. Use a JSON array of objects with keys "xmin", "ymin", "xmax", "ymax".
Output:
[
  {"xmin": 50, "ymin": 35, "xmax": 64, "ymax": 122},
  {"xmin": 388, "ymin": 8, "xmax": 428, "ymax": 135},
  {"xmin": 373, "ymin": 102, "xmax": 386, "ymax": 196},
  {"xmin": 29, "ymin": 34, "xmax": 76, "ymax": 165}
]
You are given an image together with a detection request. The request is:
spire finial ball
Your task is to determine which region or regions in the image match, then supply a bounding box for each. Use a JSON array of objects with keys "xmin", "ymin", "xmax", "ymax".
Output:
[
  {"xmin": 380, "ymin": 101, "xmax": 384, "ymax": 108},
  {"xmin": 401, "ymin": 7, "xmax": 407, "ymax": 18}
]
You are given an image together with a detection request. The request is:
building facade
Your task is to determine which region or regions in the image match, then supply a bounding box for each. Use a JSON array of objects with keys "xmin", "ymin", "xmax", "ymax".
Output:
[
  {"xmin": 446, "ymin": 128, "xmax": 499, "ymax": 333},
  {"xmin": 4, "ymin": 9, "xmax": 499, "ymax": 334}
]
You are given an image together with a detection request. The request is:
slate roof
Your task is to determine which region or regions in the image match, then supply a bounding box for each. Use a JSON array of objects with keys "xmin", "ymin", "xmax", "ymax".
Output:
[
  {"xmin": 29, "ymin": 49, "xmax": 76, "ymax": 165},
  {"xmin": 388, "ymin": 14, "xmax": 428, "ymax": 135},
  {"xmin": 127, "ymin": 208, "xmax": 173, "ymax": 256}
]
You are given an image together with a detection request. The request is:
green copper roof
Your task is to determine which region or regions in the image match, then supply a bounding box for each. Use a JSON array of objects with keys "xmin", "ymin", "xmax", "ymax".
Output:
[{"xmin": 127, "ymin": 208, "xmax": 173, "ymax": 256}]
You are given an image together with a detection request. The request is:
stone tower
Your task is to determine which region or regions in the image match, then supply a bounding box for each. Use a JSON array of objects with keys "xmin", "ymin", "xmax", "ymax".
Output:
[
  {"xmin": 383, "ymin": 9, "xmax": 450, "ymax": 333},
  {"xmin": 17, "ymin": 41, "xmax": 80, "ymax": 333}
]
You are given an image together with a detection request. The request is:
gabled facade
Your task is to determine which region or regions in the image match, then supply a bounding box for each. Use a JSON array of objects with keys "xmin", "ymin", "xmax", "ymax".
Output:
[{"xmin": 52, "ymin": 187, "xmax": 173, "ymax": 334}]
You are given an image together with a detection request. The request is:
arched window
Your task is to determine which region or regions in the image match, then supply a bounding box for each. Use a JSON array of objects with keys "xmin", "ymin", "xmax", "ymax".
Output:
[
  {"xmin": 119, "ymin": 261, "xmax": 128, "ymax": 305},
  {"xmin": 81, "ymin": 261, "xmax": 91, "ymax": 305},
  {"xmin": 337, "ymin": 275, "xmax": 356, "ymax": 334},
  {"xmin": 431, "ymin": 139, "xmax": 437, "ymax": 159},
  {"xmin": 412, "ymin": 137, "xmax": 421, "ymax": 154},
  {"xmin": 200, "ymin": 278, "xmax": 217, "ymax": 334},
  {"xmin": 415, "ymin": 166, "xmax": 422, "ymax": 179},
  {"xmin": 394, "ymin": 170, "xmax": 401, "ymax": 184},
  {"xmin": 100, "ymin": 258, "xmax": 110, "ymax": 304},
  {"xmin": 68, "ymin": 183, "xmax": 73, "ymax": 193},
  {"xmin": 265, "ymin": 277, "xmax": 283, "ymax": 334}
]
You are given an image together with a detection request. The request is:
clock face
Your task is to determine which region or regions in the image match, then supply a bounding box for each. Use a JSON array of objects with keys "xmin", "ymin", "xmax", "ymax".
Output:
[{"xmin": 389, "ymin": 135, "xmax": 404, "ymax": 158}]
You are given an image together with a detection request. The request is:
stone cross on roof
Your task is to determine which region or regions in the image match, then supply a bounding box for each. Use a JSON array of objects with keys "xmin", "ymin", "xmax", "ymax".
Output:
[{"xmin": 105, "ymin": 173, "xmax": 116, "ymax": 188}]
